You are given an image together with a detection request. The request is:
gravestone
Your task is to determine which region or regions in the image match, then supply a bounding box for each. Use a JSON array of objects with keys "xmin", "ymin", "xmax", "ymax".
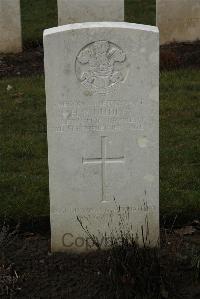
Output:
[
  {"xmin": 157, "ymin": 0, "xmax": 200, "ymax": 44},
  {"xmin": 57, "ymin": 0, "xmax": 124, "ymax": 25},
  {"xmin": 44, "ymin": 22, "xmax": 159, "ymax": 252},
  {"xmin": 0, "ymin": 0, "xmax": 22, "ymax": 53}
]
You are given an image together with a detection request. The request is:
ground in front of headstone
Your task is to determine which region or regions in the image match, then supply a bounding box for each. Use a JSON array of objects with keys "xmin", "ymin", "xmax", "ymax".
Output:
[
  {"xmin": 160, "ymin": 41, "xmax": 200, "ymax": 71},
  {"xmin": 0, "ymin": 228, "xmax": 199, "ymax": 299},
  {"xmin": 0, "ymin": 47, "xmax": 43, "ymax": 78}
]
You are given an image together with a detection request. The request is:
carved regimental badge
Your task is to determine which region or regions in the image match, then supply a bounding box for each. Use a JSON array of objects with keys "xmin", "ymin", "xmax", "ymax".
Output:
[{"xmin": 76, "ymin": 41, "xmax": 128, "ymax": 94}]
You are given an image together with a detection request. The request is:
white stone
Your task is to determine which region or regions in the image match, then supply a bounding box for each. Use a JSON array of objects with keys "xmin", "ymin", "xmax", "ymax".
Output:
[
  {"xmin": 57, "ymin": 0, "xmax": 124, "ymax": 25},
  {"xmin": 44, "ymin": 22, "xmax": 159, "ymax": 252},
  {"xmin": 0, "ymin": 0, "xmax": 22, "ymax": 53},
  {"xmin": 157, "ymin": 0, "xmax": 200, "ymax": 44}
]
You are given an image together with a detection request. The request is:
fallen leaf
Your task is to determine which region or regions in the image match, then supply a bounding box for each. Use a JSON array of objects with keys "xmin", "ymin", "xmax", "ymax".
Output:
[{"xmin": 6, "ymin": 84, "xmax": 13, "ymax": 91}]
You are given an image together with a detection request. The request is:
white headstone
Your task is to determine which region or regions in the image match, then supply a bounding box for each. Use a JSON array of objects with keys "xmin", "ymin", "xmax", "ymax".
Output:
[
  {"xmin": 44, "ymin": 22, "xmax": 159, "ymax": 252},
  {"xmin": 0, "ymin": 0, "xmax": 22, "ymax": 53},
  {"xmin": 157, "ymin": 0, "xmax": 200, "ymax": 44},
  {"xmin": 57, "ymin": 0, "xmax": 124, "ymax": 25}
]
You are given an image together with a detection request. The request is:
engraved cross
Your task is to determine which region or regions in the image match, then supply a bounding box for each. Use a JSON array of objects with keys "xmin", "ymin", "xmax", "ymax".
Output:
[{"xmin": 82, "ymin": 136, "xmax": 125, "ymax": 203}]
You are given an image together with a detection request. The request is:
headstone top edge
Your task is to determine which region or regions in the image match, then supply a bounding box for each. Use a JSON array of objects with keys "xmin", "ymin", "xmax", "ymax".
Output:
[{"xmin": 44, "ymin": 22, "xmax": 159, "ymax": 37}]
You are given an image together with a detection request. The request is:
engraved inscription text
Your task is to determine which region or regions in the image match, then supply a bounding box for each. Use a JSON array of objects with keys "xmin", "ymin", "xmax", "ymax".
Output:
[{"xmin": 58, "ymin": 100, "xmax": 143, "ymax": 132}]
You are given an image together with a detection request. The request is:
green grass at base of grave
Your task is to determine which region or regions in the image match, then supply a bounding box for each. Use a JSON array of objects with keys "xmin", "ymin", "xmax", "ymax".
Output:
[
  {"xmin": 20, "ymin": 0, "xmax": 156, "ymax": 47},
  {"xmin": 0, "ymin": 76, "xmax": 49, "ymax": 218},
  {"xmin": 160, "ymin": 69, "xmax": 200, "ymax": 223},
  {"xmin": 0, "ymin": 70, "xmax": 200, "ymax": 223}
]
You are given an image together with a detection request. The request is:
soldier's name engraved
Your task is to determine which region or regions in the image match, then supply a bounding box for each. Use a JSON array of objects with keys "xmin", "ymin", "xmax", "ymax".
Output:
[{"xmin": 57, "ymin": 100, "xmax": 144, "ymax": 132}]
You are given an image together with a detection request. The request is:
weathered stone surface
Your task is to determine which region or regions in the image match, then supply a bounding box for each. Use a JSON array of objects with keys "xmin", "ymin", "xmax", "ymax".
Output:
[
  {"xmin": 44, "ymin": 22, "xmax": 159, "ymax": 252},
  {"xmin": 0, "ymin": 0, "xmax": 22, "ymax": 53},
  {"xmin": 57, "ymin": 0, "xmax": 124, "ymax": 25},
  {"xmin": 157, "ymin": 0, "xmax": 200, "ymax": 44}
]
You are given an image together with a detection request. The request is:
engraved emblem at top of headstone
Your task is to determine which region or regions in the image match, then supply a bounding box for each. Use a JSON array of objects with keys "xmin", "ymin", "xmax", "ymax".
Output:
[{"xmin": 75, "ymin": 41, "xmax": 128, "ymax": 94}]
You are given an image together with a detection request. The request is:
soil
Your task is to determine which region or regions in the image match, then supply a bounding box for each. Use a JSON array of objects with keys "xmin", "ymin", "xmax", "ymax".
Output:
[
  {"xmin": 0, "ymin": 47, "xmax": 44, "ymax": 78},
  {"xmin": 0, "ymin": 227, "xmax": 199, "ymax": 299},
  {"xmin": 0, "ymin": 42, "xmax": 200, "ymax": 78},
  {"xmin": 160, "ymin": 41, "xmax": 200, "ymax": 71}
]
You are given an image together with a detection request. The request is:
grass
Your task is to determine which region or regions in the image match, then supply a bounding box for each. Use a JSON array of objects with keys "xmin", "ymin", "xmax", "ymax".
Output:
[
  {"xmin": 0, "ymin": 70, "xmax": 200, "ymax": 221},
  {"xmin": 20, "ymin": 0, "xmax": 156, "ymax": 46},
  {"xmin": 21, "ymin": 0, "xmax": 58, "ymax": 46},
  {"xmin": 0, "ymin": 76, "xmax": 49, "ymax": 218},
  {"xmin": 160, "ymin": 69, "xmax": 200, "ymax": 223}
]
